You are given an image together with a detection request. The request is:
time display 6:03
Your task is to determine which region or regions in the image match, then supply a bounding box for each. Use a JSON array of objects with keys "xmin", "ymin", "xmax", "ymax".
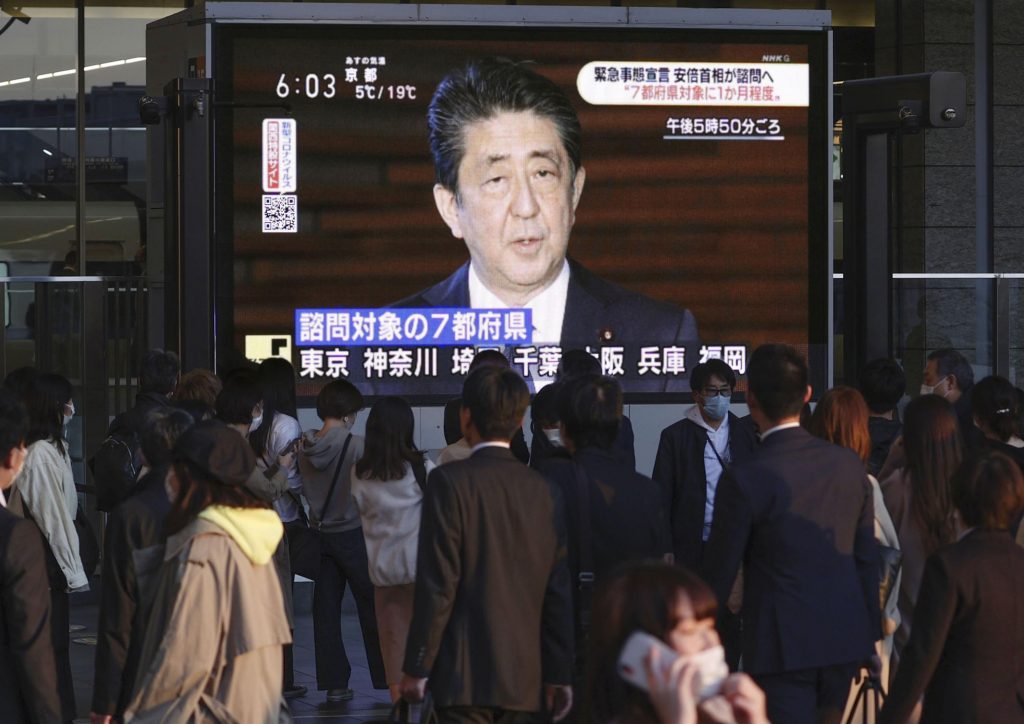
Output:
[{"xmin": 276, "ymin": 74, "xmax": 337, "ymax": 99}]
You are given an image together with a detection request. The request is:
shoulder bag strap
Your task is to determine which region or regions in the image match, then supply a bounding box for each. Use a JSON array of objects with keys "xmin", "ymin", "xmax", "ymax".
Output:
[
  {"xmin": 411, "ymin": 455, "xmax": 427, "ymax": 492},
  {"xmin": 316, "ymin": 433, "xmax": 352, "ymax": 528},
  {"xmin": 572, "ymin": 460, "xmax": 595, "ymax": 627},
  {"xmin": 705, "ymin": 427, "xmax": 730, "ymax": 471}
]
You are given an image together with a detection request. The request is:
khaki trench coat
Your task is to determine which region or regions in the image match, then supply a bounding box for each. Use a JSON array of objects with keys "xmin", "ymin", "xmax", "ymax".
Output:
[{"xmin": 125, "ymin": 517, "xmax": 293, "ymax": 723}]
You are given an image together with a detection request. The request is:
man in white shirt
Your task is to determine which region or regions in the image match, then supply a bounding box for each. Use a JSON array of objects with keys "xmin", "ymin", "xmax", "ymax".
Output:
[{"xmin": 652, "ymin": 359, "xmax": 758, "ymax": 668}]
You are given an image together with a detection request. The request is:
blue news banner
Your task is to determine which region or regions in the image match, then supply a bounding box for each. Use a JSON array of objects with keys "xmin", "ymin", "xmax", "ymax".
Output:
[{"xmin": 295, "ymin": 308, "xmax": 533, "ymax": 347}]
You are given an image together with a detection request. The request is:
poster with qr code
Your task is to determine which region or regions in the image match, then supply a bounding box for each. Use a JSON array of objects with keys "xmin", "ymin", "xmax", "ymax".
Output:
[{"xmin": 263, "ymin": 194, "xmax": 298, "ymax": 233}]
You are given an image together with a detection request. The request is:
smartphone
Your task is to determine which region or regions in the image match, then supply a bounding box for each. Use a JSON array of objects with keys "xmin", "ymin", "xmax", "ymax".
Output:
[
  {"xmin": 618, "ymin": 631, "xmax": 677, "ymax": 691},
  {"xmin": 617, "ymin": 631, "xmax": 728, "ymax": 701}
]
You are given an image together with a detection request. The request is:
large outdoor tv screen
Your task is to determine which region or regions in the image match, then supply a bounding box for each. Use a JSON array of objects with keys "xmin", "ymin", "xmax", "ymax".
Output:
[{"xmin": 216, "ymin": 19, "xmax": 830, "ymax": 399}]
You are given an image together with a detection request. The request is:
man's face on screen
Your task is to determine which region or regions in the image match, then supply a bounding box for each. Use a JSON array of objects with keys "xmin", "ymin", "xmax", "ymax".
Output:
[{"xmin": 433, "ymin": 110, "xmax": 586, "ymax": 306}]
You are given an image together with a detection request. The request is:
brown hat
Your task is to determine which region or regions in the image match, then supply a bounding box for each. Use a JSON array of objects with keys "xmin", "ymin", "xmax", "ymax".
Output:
[{"xmin": 173, "ymin": 419, "xmax": 256, "ymax": 487}]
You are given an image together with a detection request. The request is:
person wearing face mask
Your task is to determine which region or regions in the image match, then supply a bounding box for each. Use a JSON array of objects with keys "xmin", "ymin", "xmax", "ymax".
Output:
[
  {"xmin": 584, "ymin": 562, "xmax": 768, "ymax": 724},
  {"xmin": 529, "ymin": 381, "xmax": 571, "ymax": 468},
  {"xmin": 921, "ymin": 348, "xmax": 979, "ymax": 449},
  {"xmin": 9, "ymin": 373, "xmax": 86, "ymax": 722},
  {"xmin": 653, "ymin": 361, "xmax": 758, "ymax": 573},
  {"xmin": 297, "ymin": 379, "xmax": 388, "ymax": 702},
  {"xmin": 651, "ymin": 360, "xmax": 758, "ymax": 669},
  {"xmin": 215, "ymin": 371, "xmax": 292, "ymax": 503},
  {"xmin": 214, "ymin": 369, "xmax": 299, "ymax": 698},
  {"xmin": 537, "ymin": 374, "xmax": 671, "ymax": 717},
  {"xmin": 0, "ymin": 388, "xmax": 61, "ymax": 724}
]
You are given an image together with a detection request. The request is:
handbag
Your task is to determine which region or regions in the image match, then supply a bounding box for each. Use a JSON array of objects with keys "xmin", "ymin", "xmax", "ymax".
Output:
[
  {"xmin": 386, "ymin": 695, "xmax": 439, "ymax": 724},
  {"xmin": 843, "ymin": 670, "xmax": 886, "ymax": 724},
  {"xmin": 286, "ymin": 434, "xmax": 352, "ymax": 580},
  {"xmin": 75, "ymin": 502, "xmax": 100, "ymax": 577}
]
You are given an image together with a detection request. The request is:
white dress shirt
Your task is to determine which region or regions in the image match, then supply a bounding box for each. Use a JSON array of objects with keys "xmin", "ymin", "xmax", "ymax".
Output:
[
  {"xmin": 469, "ymin": 440, "xmax": 511, "ymax": 454},
  {"xmin": 468, "ymin": 259, "xmax": 569, "ymax": 345},
  {"xmin": 759, "ymin": 420, "xmax": 801, "ymax": 441},
  {"xmin": 685, "ymin": 405, "xmax": 731, "ymax": 542}
]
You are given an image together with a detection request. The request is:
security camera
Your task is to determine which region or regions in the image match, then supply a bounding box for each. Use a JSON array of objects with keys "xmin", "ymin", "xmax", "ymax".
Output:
[{"xmin": 138, "ymin": 95, "xmax": 168, "ymax": 126}]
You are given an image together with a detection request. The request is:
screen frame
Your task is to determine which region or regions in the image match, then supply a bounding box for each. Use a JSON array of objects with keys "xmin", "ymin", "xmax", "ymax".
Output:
[{"xmin": 203, "ymin": 3, "xmax": 834, "ymax": 405}]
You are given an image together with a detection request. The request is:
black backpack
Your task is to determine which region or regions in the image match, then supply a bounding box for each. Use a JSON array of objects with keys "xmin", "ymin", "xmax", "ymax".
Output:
[{"xmin": 89, "ymin": 424, "xmax": 143, "ymax": 512}]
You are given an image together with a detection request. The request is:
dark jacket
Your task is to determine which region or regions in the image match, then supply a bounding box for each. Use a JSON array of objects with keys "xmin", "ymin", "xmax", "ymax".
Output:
[
  {"xmin": 652, "ymin": 412, "xmax": 758, "ymax": 570},
  {"xmin": 404, "ymin": 446, "xmax": 573, "ymax": 711},
  {"xmin": 867, "ymin": 416, "xmax": 902, "ymax": 478},
  {"xmin": 538, "ymin": 447, "xmax": 670, "ymax": 591},
  {"xmin": 92, "ymin": 470, "xmax": 172, "ymax": 716},
  {"xmin": 110, "ymin": 391, "xmax": 172, "ymax": 434},
  {"xmin": 880, "ymin": 529, "xmax": 1024, "ymax": 724},
  {"xmin": 97, "ymin": 391, "xmax": 173, "ymax": 509},
  {"xmin": 395, "ymin": 259, "xmax": 700, "ymax": 393},
  {"xmin": 701, "ymin": 426, "xmax": 879, "ymax": 675},
  {"xmin": 0, "ymin": 506, "xmax": 61, "ymax": 723}
]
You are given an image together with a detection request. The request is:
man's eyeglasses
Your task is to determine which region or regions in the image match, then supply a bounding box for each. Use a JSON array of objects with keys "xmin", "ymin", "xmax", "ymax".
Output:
[{"xmin": 701, "ymin": 387, "xmax": 732, "ymax": 398}]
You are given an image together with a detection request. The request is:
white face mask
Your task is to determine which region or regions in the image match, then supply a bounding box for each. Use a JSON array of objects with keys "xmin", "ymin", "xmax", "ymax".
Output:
[
  {"xmin": 63, "ymin": 401, "xmax": 75, "ymax": 428},
  {"xmin": 920, "ymin": 377, "xmax": 948, "ymax": 398},
  {"xmin": 543, "ymin": 428, "xmax": 562, "ymax": 446},
  {"xmin": 249, "ymin": 412, "xmax": 264, "ymax": 434},
  {"xmin": 10, "ymin": 446, "xmax": 26, "ymax": 485},
  {"xmin": 685, "ymin": 645, "xmax": 729, "ymax": 701}
]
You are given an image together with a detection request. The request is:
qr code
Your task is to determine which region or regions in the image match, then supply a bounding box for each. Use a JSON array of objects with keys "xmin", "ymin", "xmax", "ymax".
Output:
[{"xmin": 263, "ymin": 194, "xmax": 298, "ymax": 233}]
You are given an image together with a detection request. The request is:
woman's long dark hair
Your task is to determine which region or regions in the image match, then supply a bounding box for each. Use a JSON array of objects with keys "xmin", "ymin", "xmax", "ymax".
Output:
[
  {"xmin": 165, "ymin": 459, "xmax": 269, "ymax": 535},
  {"xmin": 249, "ymin": 358, "xmax": 298, "ymax": 459},
  {"xmin": 25, "ymin": 373, "xmax": 72, "ymax": 456},
  {"xmin": 584, "ymin": 562, "xmax": 718, "ymax": 724},
  {"xmin": 903, "ymin": 394, "xmax": 962, "ymax": 554},
  {"xmin": 355, "ymin": 397, "xmax": 423, "ymax": 482}
]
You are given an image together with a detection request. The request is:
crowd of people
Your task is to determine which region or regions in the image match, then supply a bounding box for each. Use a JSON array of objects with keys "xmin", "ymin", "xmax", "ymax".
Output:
[{"xmin": 0, "ymin": 344, "xmax": 1023, "ymax": 723}]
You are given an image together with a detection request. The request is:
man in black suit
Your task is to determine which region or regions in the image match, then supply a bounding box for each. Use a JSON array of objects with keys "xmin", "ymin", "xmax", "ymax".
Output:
[
  {"xmin": 922, "ymin": 347, "xmax": 980, "ymax": 448},
  {"xmin": 539, "ymin": 374, "xmax": 669, "ymax": 588},
  {"xmin": 0, "ymin": 388, "xmax": 61, "ymax": 723},
  {"xmin": 701, "ymin": 345, "xmax": 879, "ymax": 724},
  {"xmin": 394, "ymin": 57, "xmax": 698, "ymax": 393},
  {"xmin": 400, "ymin": 366, "xmax": 574, "ymax": 722}
]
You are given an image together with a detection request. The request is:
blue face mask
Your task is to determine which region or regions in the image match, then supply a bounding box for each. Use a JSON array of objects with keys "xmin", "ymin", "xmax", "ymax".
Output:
[{"xmin": 702, "ymin": 394, "xmax": 730, "ymax": 421}]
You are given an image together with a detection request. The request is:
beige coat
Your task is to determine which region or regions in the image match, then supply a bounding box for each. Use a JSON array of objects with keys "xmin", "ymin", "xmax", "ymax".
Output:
[{"xmin": 125, "ymin": 516, "xmax": 292, "ymax": 723}]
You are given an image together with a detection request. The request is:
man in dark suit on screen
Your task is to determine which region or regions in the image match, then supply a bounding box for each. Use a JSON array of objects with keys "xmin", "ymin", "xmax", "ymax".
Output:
[
  {"xmin": 701, "ymin": 345, "xmax": 879, "ymax": 724},
  {"xmin": 394, "ymin": 57, "xmax": 699, "ymax": 392},
  {"xmin": 0, "ymin": 388, "xmax": 61, "ymax": 724},
  {"xmin": 399, "ymin": 365, "xmax": 574, "ymax": 722}
]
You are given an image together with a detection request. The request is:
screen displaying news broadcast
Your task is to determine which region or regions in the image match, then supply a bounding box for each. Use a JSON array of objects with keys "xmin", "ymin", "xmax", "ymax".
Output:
[{"xmin": 217, "ymin": 23, "xmax": 830, "ymax": 399}]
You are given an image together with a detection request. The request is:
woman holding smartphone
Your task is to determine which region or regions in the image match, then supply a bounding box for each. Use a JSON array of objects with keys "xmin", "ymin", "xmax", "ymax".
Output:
[{"xmin": 585, "ymin": 562, "xmax": 768, "ymax": 724}]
